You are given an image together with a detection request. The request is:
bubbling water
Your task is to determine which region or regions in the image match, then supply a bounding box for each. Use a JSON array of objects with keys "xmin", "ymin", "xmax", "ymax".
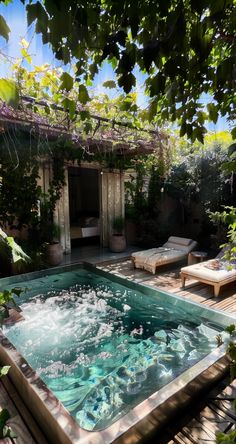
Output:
[{"xmin": 4, "ymin": 280, "xmax": 220, "ymax": 431}]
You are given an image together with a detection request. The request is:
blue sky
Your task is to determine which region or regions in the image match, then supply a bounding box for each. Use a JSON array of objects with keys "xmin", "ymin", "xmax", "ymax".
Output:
[{"xmin": 0, "ymin": 0, "xmax": 230, "ymax": 132}]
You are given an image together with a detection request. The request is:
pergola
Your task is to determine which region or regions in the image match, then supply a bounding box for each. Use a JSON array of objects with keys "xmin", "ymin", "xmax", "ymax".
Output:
[{"xmin": 0, "ymin": 99, "xmax": 169, "ymax": 159}]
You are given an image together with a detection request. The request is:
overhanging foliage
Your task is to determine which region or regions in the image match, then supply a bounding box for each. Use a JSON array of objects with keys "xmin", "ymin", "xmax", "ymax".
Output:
[
  {"xmin": 0, "ymin": 0, "xmax": 236, "ymax": 142},
  {"xmin": 0, "ymin": 0, "xmax": 235, "ymax": 142}
]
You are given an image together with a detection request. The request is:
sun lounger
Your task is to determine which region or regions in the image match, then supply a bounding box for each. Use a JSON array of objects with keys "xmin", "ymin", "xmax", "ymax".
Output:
[
  {"xmin": 180, "ymin": 252, "xmax": 236, "ymax": 297},
  {"xmin": 131, "ymin": 236, "xmax": 197, "ymax": 274}
]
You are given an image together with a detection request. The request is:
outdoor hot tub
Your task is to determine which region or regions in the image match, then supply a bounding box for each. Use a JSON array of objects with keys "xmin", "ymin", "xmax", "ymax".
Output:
[{"xmin": 0, "ymin": 263, "xmax": 234, "ymax": 444}]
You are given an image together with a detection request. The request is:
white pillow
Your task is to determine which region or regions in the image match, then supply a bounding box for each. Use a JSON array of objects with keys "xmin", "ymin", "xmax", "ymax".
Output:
[
  {"xmin": 168, "ymin": 236, "xmax": 192, "ymax": 246},
  {"xmin": 163, "ymin": 242, "xmax": 189, "ymax": 253}
]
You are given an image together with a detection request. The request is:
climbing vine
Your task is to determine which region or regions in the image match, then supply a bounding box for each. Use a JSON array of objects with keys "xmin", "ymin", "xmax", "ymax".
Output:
[{"xmin": 1, "ymin": 1, "xmax": 236, "ymax": 141}]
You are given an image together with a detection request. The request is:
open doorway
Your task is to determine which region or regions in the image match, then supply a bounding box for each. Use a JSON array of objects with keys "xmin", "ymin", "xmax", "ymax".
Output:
[{"xmin": 68, "ymin": 167, "xmax": 100, "ymax": 246}]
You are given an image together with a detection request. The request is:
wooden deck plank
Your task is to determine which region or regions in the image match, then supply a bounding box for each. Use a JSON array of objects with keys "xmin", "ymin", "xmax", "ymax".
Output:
[
  {"xmin": 214, "ymin": 379, "xmax": 236, "ymax": 399},
  {"xmin": 170, "ymin": 431, "xmax": 196, "ymax": 444},
  {"xmin": 0, "ymin": 380, "xmax": 36, "ymax": 444},
  {"xmin": 198, "ymin": 404, "xmax": 233, "ymax": 433},
  {"xmin": 182, "ymin": 421, "xmax": 216, "ymax": 442},
  {"xmin": 163, "ymin": 377, "xmax": 236, "ymax": 444},
  {"xmin": 2, "ymin": 377, "xmax": 48, "ymax": 444},
  {"xmin": 101, "ymin": 259, "xmax": 236, "ymax": 313},
  {"xmin": 210, "ymin": 399, "xmax": 236, "ymax": 421}
]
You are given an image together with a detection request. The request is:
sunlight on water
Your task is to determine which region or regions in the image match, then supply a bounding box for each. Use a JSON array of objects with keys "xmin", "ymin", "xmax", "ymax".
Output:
[{"xmin": 4, "ymin": 270, "xmax": 220, "ymax": 431}]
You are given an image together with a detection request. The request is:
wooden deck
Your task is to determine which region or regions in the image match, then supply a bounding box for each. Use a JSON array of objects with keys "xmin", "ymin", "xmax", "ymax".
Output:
[
  {"xmin": 162, "ymin": 377, "xmax": 236, "ymax": 444},
  {"xmin": 97, "ymin": 259, "xmax": 236, "ymax": 443},
  {"xmin": 98, "ymin": 259, "xmax": 236, "ymax": 314},
  {"xmin": 0, "ymin": 376, "xmax": 48, "ymax": 444},
  {"xmin": 0, "ymin": 259, "xmax": 235, "ymax": 443}
]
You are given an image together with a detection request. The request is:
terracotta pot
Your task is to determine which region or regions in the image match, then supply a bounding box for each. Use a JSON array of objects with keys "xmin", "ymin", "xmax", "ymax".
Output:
[
  {"xmin": 46, "ymin": 242, "xmax": 63, "ymax": 266},
  {"xmin": 109, "ymin": 234, "xmax": 126, "ymax": 253}
]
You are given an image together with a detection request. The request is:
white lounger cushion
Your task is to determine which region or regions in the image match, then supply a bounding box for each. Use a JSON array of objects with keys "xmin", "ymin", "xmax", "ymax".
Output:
[
  {"xmin": 163, "ymin": 242, "xmax": 193, "ymax": 253},
  {"xmin": 181, "ymin": 260, "xmax": 236, "ymax": 283},
  {"xmin": 166, "ymin": 236, "xmax": 192, "ymax": 246},
  {"xmin": 163, "ymin": 237, "xmax": 197, "ymax": 253},
  {"xmin": 132, "ymin": 237, "xmax": 197, "ymax": 274},
  {"xmin": 137, "ymin": 249, "xmax": 186, "ymax": 274}
]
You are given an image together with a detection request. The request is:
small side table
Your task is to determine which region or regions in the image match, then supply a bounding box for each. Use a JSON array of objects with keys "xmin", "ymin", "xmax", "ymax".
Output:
[{"xmin": 188, "ymin": 251, "xmax": 208, "ymax": 265}]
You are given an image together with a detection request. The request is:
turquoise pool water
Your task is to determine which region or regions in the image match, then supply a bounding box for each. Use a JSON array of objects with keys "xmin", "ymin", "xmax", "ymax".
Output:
[{"xmin": 3, "ymin": 267, "xmax": 224, "ymax": 431}]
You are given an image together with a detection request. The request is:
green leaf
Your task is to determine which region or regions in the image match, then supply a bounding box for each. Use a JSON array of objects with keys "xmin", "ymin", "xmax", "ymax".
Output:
[
  {"xmin": 207, "ymin": 103, "xmax": 218, "ymax": 124},
  {"xmin": 11, "ymin": 287, "xmax": 23, "ymax": 297},
  {"xmin": 89, "ymin": 62, "xmax": 98, "ymax": 78},
  {"xmin": 222, "ymin": 160, "xmax": 236, "ymax": 172},
  {"xmin": 79, "ymin": 85, "xmax": 90, "ymax": 104},
  {"xmin": 59, "ymin": 72, "xmax": 73, "ymax": 92},
  {"xmin": 26, "ymin": 2, "xmax": 48, "ymax": 36},
  {"xmin": 102, "ymin": 80, "xmax": 116, "ymax": 89},
  {"xmin": 21, "ymin": 48, "xmax": 32, "ymax": 65},
  {"xmin": 225, "ymin": 324, "xmax": 236, "ymax": 334},
  {"xmin": 44, "ymin": 105, "xmax": 50, "ymax": 115},
  {"xmin": 118, "ymin": 73, "xmax": 136, "ymax": 94},
  {"xmin": 197, "ymin": 111, "xmax": 207, "ymax": 125},
  {"xmin": 110, "ymin": 57, "xmax": 118, "ymax": 70},
  {"xmin": 231, "ymin": 127, "xmax": 236, "ymax": 140},
  {"xmin": 192, "ymin": 126, "xmax": 206, "ymax": 143},
  {"xmin": 85, "ymin": 77, "xmax": 93, "ymax": 87},
  {"xmin": 6, "ymin": 236, "xmax": 30, "ymax": 265},
  {"xmin": 78, "ymin": 110, "xmax": 90, "ymax": 121},
  {"xmin": 228, "ymin": 143, "xmax": 236, "ymax": 157},
  {"xmin": 84, "ymin": 121, "xmax": 93, "ymax": 134},
  {"xmin": 149, "ymin": 73, "xmax": 166, "ymax": 96},
  {"xmin": 0, "ymin": 409, "xmax": 10, "ymax": 430},
  {"xmin": 190, "ymin": 0, "xmax": 208, "ymax": 14},
  {"xmin": 61, "ymin": 46, "xmax": 71, "ymax": 65},
  {"xmin": 217, "ymin": 57, "xmax": 234, "ymax": 84},
  {"xmin": 148, "ymin": 99, "xmax": 157, "ymax": 121},
  {"xmin": 120, "ymin": 99, "xmax": 137, "ymax": 112},
  {"xmin": 180, "ymin": 121, "xmax": 187, "ymax": 137},
  {"xmin": 62, "ymin": 98, "xmax": 76, "ymax": 120},
  {"xmin": 210, "ymin": 0, "xmax": 229, "ymax": 15},
  {"xmin": 0, "ymin": 366, "xmax": 10, "ymax": 377},
  {"xmin": 0, "ymin": 79, "xmax": 19, "ymax": 107},
  {"xmin": 166, "ymin": 84, "xmax": 175, "ymax": 104},
  {"xmin": 115, "ymin": 30, "xmax": 127, "ymax": 47},
  {"xmin": 186, "ymin": 124, "xmax": 193, "ymax": 139},
  {"xmin": 3, "ymin": 425, "xmax": 17, "ymax": 439},
  {"xmin": 0, "ymin": 15, "xmax": 10, "ymax": 41}
]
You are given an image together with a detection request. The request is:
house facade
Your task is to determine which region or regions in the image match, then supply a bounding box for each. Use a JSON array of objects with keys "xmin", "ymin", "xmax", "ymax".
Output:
[
  {"xmin": 39, "ymin": 160, "xmax": 125, "ymax": 253},
  {"xmin": 0, "ymin": 102, "xmax": 157, "ymax": 254}
]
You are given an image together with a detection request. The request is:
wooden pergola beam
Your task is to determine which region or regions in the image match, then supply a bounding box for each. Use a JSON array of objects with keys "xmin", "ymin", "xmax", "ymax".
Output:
[
  {"xmin": 21, "ymin": 95, "xmax": 162, "ymax": 137},
  {"xmin": 0, "ymin": 102, "xmax": 163, "ymax": 156}
]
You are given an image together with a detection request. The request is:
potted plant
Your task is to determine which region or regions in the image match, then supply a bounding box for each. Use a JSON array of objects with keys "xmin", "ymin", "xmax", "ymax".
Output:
[
  {"xmin": 109, "ymin": 216, "xmax": 126, "ymax": 252},
  {"xmin": 39, "ymin": 196, "xmax": 63, "ymax": 266}
]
